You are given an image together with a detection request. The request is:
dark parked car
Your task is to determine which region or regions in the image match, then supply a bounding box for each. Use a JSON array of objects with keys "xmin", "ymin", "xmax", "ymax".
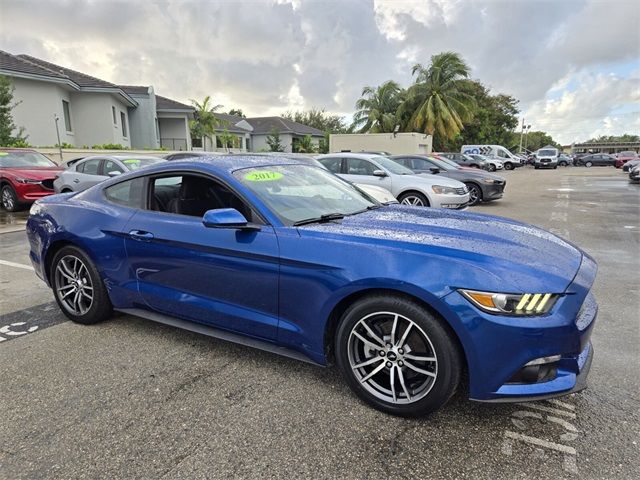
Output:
[
  {"xmin": 575, "ymin": 154, "xmax": 616, "ymax": 167},
  {"xmin": 391, "ymin": 155, "xmax": 506, "ymax": 206},
  {"xmin": 437, "ymin": 152, "xmax": 487, "ymax": 170},
  {"xmin": 557, "ymin": 154, "xmax": 572, "ymax": 167},
  {"xmin": 165, "ymin": 151, "xmax": 220, "ymax": 161},
  {"xmin": 629, "ymin": 164, "xmax": 640, "ymax": 183},
  {"xmin": 0, "ymin": 148, "xmax": 62, "ymax": 211}
]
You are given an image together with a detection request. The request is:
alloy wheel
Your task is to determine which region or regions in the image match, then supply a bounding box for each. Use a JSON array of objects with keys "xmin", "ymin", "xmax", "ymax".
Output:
[
  {"xmin": 2, "ymin": 188, "xmax": 15, "ymax": 210},
  {"xmin": 400, "ymin": 196, "xmax": 425, "ymax": 207},
  {"xmin": 347, "ymin": 311, "xmax": 438, "ymax": 404},
  {"xmin": 55, "ymin": 255, "xmax": 94, "ymax": 316},
  {"xmin": 467, "ymin": 185, "xmax": 480, "ymax": 205}
]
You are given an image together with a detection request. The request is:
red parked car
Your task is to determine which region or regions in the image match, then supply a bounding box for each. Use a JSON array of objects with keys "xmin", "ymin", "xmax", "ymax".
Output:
[
  {"xmin": 615, "ymin": 151, "xmax": 639, "ymax": 169},
  {"xmin": 0, "ymin": 149, "xmax": 63, "ymax": 212}
]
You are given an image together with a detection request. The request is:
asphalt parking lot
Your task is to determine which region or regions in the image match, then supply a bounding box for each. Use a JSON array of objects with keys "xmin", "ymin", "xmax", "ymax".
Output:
[{"xmin": 1, "ymin": 167, "xmax": 638, "ymax": 479}]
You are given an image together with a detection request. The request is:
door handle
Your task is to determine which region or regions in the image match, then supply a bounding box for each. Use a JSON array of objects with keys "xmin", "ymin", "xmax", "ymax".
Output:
[
  {"xmin": 128, "ymin": 230, "xmax": 154, "ymax": 241},
  {"xmin": 73, "ymin": 178, "xmax": 80, "ymax": 183}
]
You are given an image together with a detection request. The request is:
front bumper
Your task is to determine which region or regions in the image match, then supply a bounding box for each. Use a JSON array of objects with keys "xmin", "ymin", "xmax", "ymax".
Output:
[
  {"xmin": 432, "ymin": 192, "xmax": 471, "ymax": 209},
  {"xmin": 481, "ymin": 182, "xmax": 506, "ymax": 201},
  {"xmin": 536, "ymin": 161, "xmax": 558, "ymax": 168},
  {"xmin": 444, "ymin": 254, "xmax": 597, "ymax": 402},
  {"xmin": 15, "ymin": 182, "xmax": 56, "ymax": 203}
]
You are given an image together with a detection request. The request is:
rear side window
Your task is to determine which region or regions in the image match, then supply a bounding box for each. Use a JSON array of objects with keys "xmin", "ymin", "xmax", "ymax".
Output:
[
  {"xmin": 78, "ymin": 159, "xmax": 101, "ymax": 175},
  {"xmin": 319, "ymin": 157, "xmax": 342, "ymax": 174},
  {"xmin": 104, "ymin": 177, "xmax": 144, "ymax": 208}
]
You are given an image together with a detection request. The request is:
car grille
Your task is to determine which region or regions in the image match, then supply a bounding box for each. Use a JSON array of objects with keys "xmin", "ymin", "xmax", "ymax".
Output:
[
  {"xmin": 41, "ymin": 179, "xmax": 55, "ymax": 190},
  {"xmin": 454, "ymin": 186, "xmax": 468, "ymax": 195}
]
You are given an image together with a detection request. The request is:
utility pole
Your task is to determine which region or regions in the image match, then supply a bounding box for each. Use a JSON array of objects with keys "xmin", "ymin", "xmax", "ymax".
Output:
[
  {"xmin": 524, "ymin": 125, "xmax": 532, "ymax": 152},
  {"xmin": 53, "ymin": 114, "xmax": 63, "ymax": 163},
  {"xmin": 518, "ymin": 118, "xmax": 525, "ymax": 153}
]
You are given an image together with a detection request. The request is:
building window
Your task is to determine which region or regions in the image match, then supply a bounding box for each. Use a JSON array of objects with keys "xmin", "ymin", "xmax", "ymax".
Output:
[
  {"xmin": 112, "ymin": 106, "xmax": 117, "ymax": 124},
  {"xmin": 120, "ymin": 112, "xmax": 127, "ymax": 138},
  {"xmin": 62, "ymin": 100, "xmax": 72, "ymax": 132}
]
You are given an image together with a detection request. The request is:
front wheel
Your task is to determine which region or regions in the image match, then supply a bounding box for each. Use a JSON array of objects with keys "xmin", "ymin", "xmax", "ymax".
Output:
[
  {"xmin": 1, "ymin": 185, "xmax": 19, "ymax": 212},
  {"xmin": 585, "ymin": 161, "xmax": 593, "ymax": 168},
  {"xmin": 465, "ymin": 183, "xmax": 482, "ymax": 206},
  {"xmin": 51, "ymin": 246, "xmax": 113, "ymax": 324},
  {"xmin": 398, "ymin": 192, "xmax": 429, "ymax": 207},
  {"xmin": 488, "ymin": 164, "xmax": 496, "ymax": 172},
  {"xmin": 335, "ymin": 295, "xmax": 462, "ymax": 417}
]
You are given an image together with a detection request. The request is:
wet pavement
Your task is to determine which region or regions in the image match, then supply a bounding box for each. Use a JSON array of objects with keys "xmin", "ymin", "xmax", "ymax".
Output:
[
  {"xmin": 0, "ymin": 209, "xmax": 29, "ymax": 233},
  {"xmin": 0, "ymin": 167, "xmax": 638, "ymax": 479}
]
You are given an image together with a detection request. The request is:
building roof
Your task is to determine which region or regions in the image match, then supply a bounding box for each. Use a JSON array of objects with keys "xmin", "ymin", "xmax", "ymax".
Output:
[
  {"xmin": 156, "ymin": 95, "xmax": 194, "ymax": 112},
  {"xmin": 18, "ymin": 54, "xmax": 118, "ymax": 89},
  {"xmin": 244, "ymin": 116, "xmax": 324, "ymax": 136},
  {"xmin": 0, "ymin": 50, "xmax": 66, "ymax": 79},
  {"xmin": 119, "ymin": 85, "xmax": 152, "ymax": 95},
  {"xmin": 214, "ymin": 113, "xmax": 253, "ymax": 133}
]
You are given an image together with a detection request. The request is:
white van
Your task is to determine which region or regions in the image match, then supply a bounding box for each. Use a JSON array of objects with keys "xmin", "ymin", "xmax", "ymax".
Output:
[
  {"xmin": 534, "ymin": 147, "xmax": 559, "ymax": 169},
  {"xmin": 461, "ymin": 145, "xmax": 523, "ymax": 170}
]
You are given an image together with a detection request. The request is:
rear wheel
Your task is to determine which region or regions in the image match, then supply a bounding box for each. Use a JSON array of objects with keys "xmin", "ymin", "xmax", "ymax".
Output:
[
  {"xmin": 398, "ymin": 192, "xmax": 429, "ymax": 207},
  {"xmin": 335, "ymin": 295, "xmax": 462, "ymax": 417},
  {"xmin": 504, "ymin": 162, "xmax": 514, "ymax": 170},
  {"xmin": 1, "ymin": 185, "xmax": 19, "ymax": 212},
  {"xmin": 51, "ymin": 246, "xmax": 113, "ymax": 324},
  {"xmin": 465, "ymin": 183, "xmax": 482, "ymax": 206}
]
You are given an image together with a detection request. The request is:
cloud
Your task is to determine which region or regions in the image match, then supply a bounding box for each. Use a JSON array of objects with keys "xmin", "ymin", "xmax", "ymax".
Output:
[{"xmin": 0, "ymin": 0, "xmax": 638, "ymax": 142}]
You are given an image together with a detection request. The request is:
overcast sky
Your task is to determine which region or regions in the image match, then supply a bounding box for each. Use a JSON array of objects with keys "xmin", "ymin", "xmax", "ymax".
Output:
[{"xmin": 1, "ymin": 0, "xmax": 638, "ymax": 144}]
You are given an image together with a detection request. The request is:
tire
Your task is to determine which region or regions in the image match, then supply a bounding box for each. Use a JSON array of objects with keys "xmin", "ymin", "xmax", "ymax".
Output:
[
  {"xmin": 504, "ymin": 162, "xmax": 514, "ymax": 170},
  {"xmin": 1, "ymin": 185, "xmax": 20, "ymax": 212},
  {"xmin": 465, "ymin": 183, "xmax": 482, "ymax": 206},
  {"xmin": 398, "ymin": 192, "xmax": 430, "ymax": 207},
  {"xmin": 50, "ymin": 246, "xmax": 113, "ymax": 324},
  {"xmin": 335, "ymin": 294, "xmax": 462, "ymax": 417},
  {"xmin": 488, "ymin": 164, "xmax": 496, "ymax": 172},
  {"xmin": 559, "ymin": 161, "xmax": 567, "ymax": 167},
  {"xmin": 553, "ymin": 166, "xmax": 558, "ymax": 169},
  {"xmin": 534, "ymin": 166, "xmax": 539, "ymax": 170},
  {"xmin": 470, "ymin": 164, "xmax": 480, "ymax": 169},
  {"xmin": 585, "ymin": 161, "xmax": 593, "ymax": 168}
]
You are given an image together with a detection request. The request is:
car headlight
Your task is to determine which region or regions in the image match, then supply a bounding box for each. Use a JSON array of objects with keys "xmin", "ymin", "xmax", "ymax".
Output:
[
  {"xmin": 459, "ymin": 289, "xmax": 560, "ymax": 315},
  {"xmin": 29, "ymin": 201, "xmax": 43, "ymax": 215},
  {"xmin": 432, "ymin": 185, "xmax": 458, "ymax": 194},
  {"xmin": 15, "ymin": 178, "xmax": 41, "ymax": 184},
  {"xmin": 481, "ymin": 178, "xmax": 500, "ymax": 184}
]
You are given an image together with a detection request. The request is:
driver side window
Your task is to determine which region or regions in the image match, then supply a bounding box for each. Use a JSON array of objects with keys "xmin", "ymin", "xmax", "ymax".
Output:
[
  {"xmin": 147, "ymin": 174, "xmax": 263, "ymax": 224},
  {"xmin": 345, "ymin": 158, "xmax": 376, "ymax": 175}
]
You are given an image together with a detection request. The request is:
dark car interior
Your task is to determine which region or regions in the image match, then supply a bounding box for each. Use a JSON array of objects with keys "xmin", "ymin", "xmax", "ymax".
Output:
[{"xmin": 150, "ymin": 174, "xmax": 260, "ymax": 222}]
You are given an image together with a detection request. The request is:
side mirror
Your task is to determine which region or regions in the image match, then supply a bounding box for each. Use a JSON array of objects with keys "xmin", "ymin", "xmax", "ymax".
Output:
[
  {"xmin": 429, "ymin": 167, "xmax": 441, "ymax": 174},
  {"xmin": 202, "ymin": 208, "xmax": 260, "ymax": 231},
  {"xmin": 107, "ymin": 171, "xmax": 122, "ymax": 177},
  {"xmin": 372, "ymin": 169, "xmax": 388, "ymax": 177}
]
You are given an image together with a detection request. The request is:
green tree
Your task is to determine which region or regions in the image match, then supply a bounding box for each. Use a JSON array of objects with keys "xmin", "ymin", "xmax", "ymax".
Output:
[
  {"xmin": 217, "ymin": 129, "xmax": 236, "ymax": 152},
  {"xmin": 440, "ymin": 80, "xmax": 519, "ymax": 151},
  {"xmin": 585, "ymin": 134, "xmax": 639, "ymax": 143},
  {"xmin": 266, "ymin": 128, "xmax": 284, "ymax": 152},
  {"xmin": 189, "ymin": 96, "xmax": 225, "ymax": 149},
  {"xmin": 352, "ymin": 80, "xmax": 404, "ymax": 133},
  {"xmin": 282, "ymin": 107, "xmax": 349, "ymax": 133},
  {"xmin": 227, "ymin": 108, "xmax": 246, "ymax": 118},
  {"xmin": 523, "ymin": 131, "xmax": 560, "ymax": 152},
  {"xmin": 400, "ymin": 52, "xmax": 475, "ymax": 146},
  {"xmin": 0, "ymin": 76, "xmax": 18, "ymax": 146},
  {"xmin": 293, "ymin": 134, "xmax": 317, "ymax": 153}
]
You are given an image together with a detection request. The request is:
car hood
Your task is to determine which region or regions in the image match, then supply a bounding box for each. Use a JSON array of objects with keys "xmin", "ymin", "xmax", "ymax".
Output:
[
  {"xmin": 429, "ymin": 170, "xmax": 505, "ymax": 183},
  {"xmin": 298, "ymin": 205, "xmax": 584, "ymax": 294},
  {"xmin": 2, "ymin": 167, "xmax": 63, "ymax": 179},
  {"xmin": 414, "ymin": 173, "xmax": 466, "ymax": 187}
]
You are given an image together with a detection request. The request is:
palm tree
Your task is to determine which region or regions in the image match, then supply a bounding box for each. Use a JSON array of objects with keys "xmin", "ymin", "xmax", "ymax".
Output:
[
  {"xmin": 189, "ymin": 96, "xmax": 226, "ymax": 150},
  {"xmin": 400, "ymin": 52, "xmax": 475, "ymax": 142},
  {"xmin": 352, "ymin": 80, "xmax": 403, "ymax": 133}
]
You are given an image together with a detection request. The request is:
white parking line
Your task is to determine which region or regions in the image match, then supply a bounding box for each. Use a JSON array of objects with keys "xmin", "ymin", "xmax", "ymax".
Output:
[{"xmin": 0, "ymin": 259, "xmax": 34, "ymax": 271}]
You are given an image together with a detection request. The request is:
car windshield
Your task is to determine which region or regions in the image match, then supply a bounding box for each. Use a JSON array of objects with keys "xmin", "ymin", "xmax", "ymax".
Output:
[
  {"xmin": 120, "ymin": 157, "xmax": 165, "ymax": 171},
  {"xmin": 0, "ymin": 151, "xmax": 57, "ymax": 168},
  {"xmin": 234, "ymin": 164, "xmax": 378, "ymax": 225},
  {"xmin": 372, "ymin": 156, "xmax": 414, "ymax": 175},
  {"xmin": 437, "ymin": 157, "xmax": 462, "ymax": 169},
  {"xmin": 426, "ymin": 157, "xmax": 456, "ymax": 171},
  {"xmin": 538, "ymin": 149, "xmax": 557, "ymax": 156}
]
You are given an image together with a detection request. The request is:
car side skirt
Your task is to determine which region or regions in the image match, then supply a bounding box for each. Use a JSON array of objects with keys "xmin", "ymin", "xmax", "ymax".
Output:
[{"xmin": 116, "ymin": 308, "xmax": 324, "ymax": 367}]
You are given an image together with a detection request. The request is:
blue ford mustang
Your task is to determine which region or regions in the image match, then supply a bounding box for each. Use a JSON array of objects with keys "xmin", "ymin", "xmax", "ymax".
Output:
[{"xmin": 26, "ymin": 156, "xmax": 597, "ymax": 416}]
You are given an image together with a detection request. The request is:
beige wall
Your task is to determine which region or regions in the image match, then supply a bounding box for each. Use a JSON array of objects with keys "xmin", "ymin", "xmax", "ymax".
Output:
[
  {"xmin": 70, "ymin": 92, "xmax": 131, "ymax": 148},
  {"xmin": 10, "ymin": 77, "xmax": 75, "ymax": 146},
  {"xmin": 330, "ymin": 132, "xmax": 433, "ymax": 154},
  {"xmin": 35, "ymin": 148, "xmax": 168, "ymax": 165}
]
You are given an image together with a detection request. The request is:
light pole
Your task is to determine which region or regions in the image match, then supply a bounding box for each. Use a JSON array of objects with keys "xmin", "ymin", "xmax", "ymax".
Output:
[
  {"xmin": 53, "ymin": 114, "xmax": 63, "ymax": 162},
  {"xmin": 523, "ymin": 125, "xmax": 532, "ymax": 152},
  {"xmin": 518, "ymin": 118, "xmax": 525, "ymax": 153}
]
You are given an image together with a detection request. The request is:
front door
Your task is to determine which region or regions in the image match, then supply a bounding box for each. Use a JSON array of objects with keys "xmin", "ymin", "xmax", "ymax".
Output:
[
  {"xmin": 124, "ymin": 173, "xmax": 280, "ymax": 340},
  {"xmin": 340, "ymin": 157, "xmax": 393, "ymax": 191}
]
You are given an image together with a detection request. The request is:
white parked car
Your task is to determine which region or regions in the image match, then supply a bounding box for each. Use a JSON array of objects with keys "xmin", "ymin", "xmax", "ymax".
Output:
[
  {"xmin": 54, "ymin": 155, "xmax": 165, "ymax": 193},
  {"xmin": 469, "ymin": 154, "xmax": 504, "ymax": 171},
  {"xmin": 461, "ymin": 145, "xmax": 524, "ymax": 170},
  {"xmin": 534, "ymin": 147, "xmax": 559, "ymax": 169},
  {"xmin": 317, "ymin": 153, "xmax": 469, "ymax": 209}
]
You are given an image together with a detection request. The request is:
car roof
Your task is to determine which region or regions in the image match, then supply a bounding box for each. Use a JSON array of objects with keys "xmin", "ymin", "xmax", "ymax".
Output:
[
  {"xmin": 78, "ymin": 154, "xmax": 165, "ymax": 162},
  {"xmin": 318, "ymin": 152, "xmax": 381, "ymax": 159},
  {"xmin": 147, "ymin": 154, "xmax": 314, "ymax": 175},
  {"xmin": 0, "ymin": 148, "xmax": 39, "ymax": 153}
]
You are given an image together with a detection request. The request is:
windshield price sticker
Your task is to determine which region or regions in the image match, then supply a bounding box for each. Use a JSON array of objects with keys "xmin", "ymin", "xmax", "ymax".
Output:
[
  {"xmin": 123, "ymin": 159, "xmax": 140, "ymax": 164},
  {"xmin": 0, "ymin": 152, "xmax": 8, "ymax": 156},
  {"xmin": 245, "ymin": 171, "xmax": 283, "ymax": 182}
]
